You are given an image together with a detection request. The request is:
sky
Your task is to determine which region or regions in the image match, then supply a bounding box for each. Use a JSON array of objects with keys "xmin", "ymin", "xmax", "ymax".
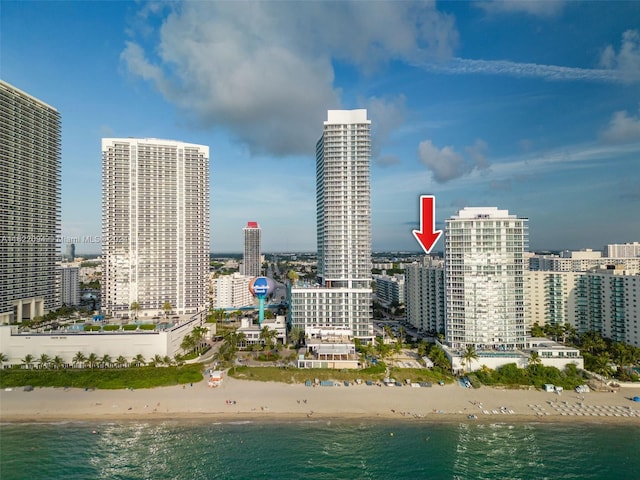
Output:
[{"xmin": 2, "ymin": 0, "xmax": 639, "ymax": 254}]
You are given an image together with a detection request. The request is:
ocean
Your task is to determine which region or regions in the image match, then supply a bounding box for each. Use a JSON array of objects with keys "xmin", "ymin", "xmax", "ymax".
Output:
[{"xmin": 0, "ymin": 420, "xmax": 638, "ymax": 479}]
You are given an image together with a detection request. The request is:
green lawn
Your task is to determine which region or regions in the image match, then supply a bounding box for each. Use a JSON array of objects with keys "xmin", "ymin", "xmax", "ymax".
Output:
[
  {"xmin": 227, "ymin": 364, "xmax": 454, "ymax": 384},
  {"xmin": 0, "ymin": 365, "xmax": 204, "ymax": 390}
]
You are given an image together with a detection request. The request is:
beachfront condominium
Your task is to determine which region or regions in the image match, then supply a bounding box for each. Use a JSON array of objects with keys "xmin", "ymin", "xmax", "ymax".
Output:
[
  {"xmin": 444, "ymin": 207, "xmax": 528, "ymax": 350},
  {"xmin": 243, "ymin": 221, "xmax": 262, "ymax": 277},
  {"xmin": 405, "ymin": 257, "xmax": 445, "ymax": 336},
  {"xmin": 0, "ymin": 80, "xmax": 61, "ymax": 324},
  {"xmin": 101, "ymin": 138, "xmax": 209, "ymax": 318},
  {"xmin": 290, "ymin": 109, "xmax": 373, "ymax": 340}
]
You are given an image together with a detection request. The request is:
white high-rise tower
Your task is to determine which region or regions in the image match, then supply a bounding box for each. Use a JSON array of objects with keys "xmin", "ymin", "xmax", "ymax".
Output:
[
  {"xmin": 444, "ymin": 207, "xmax": 528, "ymax": 349},
  {"xmin": 290, "ymin": 110, "xmax": 373, "ymax": 340},
  {"xmin": 101, "ymin": 138, "xmax": 209, "ymax": 318}
]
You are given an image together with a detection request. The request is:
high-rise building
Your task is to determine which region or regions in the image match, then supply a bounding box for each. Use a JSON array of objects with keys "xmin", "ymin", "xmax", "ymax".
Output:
[
  {"xmin": 101, "ymin": 138, "xmax": 209, "ymax": 318},
  {"xmin": 60, "ymin": 265, "xmax": 80, "ymax": 306},
  {"xmin": 290, "ymin": 109, "xmax": 373, "ymax": 339},
  {"xmin": 405, "ymin": 257, "xmax": 445, "ymax": 336},
  {"xmin": 64, "ymin": 243, "xmax": 76, "ymax": 261},
  {"xmin": 242, "ymin": 221, "xmax": 262, "ymax": 277},
  {"xmin": 0, "ymin": 80, "xmax": 61, "ymax": 324},
  {"xmin": 444, "ymin": 207, "xmax": 528, "ymax": 349}
]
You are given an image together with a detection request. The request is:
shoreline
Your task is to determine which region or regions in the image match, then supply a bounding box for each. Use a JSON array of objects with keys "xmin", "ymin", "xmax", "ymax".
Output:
[{"xmin": 2, "ymin": 377, "xmax": 639, "ymax": 426}]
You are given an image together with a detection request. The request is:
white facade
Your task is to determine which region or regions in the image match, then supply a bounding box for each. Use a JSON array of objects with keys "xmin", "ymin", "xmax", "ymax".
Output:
[
  {"xmin": 374, "ymin": 274, "xmax": 405, "ymax": 306},
  {"xmin": 290, "ymin": 285, "xmax": 372, "ymax": 338},
  {"xmin": 101, "ymin": 138, "xmax": 209, "ymax": 318},
  {"xmin": 0, "ymin": 313, "xmax": 205, "ymax": 366},
  {"xmin": 211, "ymin": 273, "xmax": 254, "ymax": 309},
  {"xmin": 405, "ymin": 257, "xmax": 445, "ymax": 335},
  {"xmin": 529, "ymin": 252, "xmax": 640, "ymax": 272},
  {"xmin": 0, "ymin": 81, "xmax": 61, "ymax": 324},
  {"xmin": 291, "ymin": 109, "xmax": 373, "ymax": 340},
  {"xmin": 60, "ymin": 266, "xmax": 80, "ymax": 306},
  {"xmin": 242, "ymin": 221, "xmax": 262, "ymax": 277},
  {"xmin": 236, "ymin": 316, "xmax": 286, "ymax": 346},
  {"xmin": 445, "ymin": 207, "xmax": 528, "ymax": 349},
  {"xmin": 607, "ymin": 242, "xmax": 640, "ymax": 258},
  {"xmin": 525, "ymin": 267, "xmax": 640, "ymax": 347}
]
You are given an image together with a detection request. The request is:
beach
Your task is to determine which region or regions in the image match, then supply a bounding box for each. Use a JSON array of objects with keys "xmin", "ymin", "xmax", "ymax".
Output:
[{"xmin": 2, "ymin": 377, "xmax": 640, "ymax": 424}]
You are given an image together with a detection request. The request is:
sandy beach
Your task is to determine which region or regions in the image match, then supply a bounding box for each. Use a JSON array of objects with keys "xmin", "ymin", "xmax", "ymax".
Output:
[{"xmin": 2, "ymin": 377, "xmax": 640, "ymax": 424}]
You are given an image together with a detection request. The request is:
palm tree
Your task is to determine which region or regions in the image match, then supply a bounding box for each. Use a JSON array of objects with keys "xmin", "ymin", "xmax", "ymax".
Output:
[
  {"xmin": 0, "ymin": 352, "xmax": 8, "ymax": 369},
  {"xmin": 22, "ymin": 354, "xmax": 35, "ymax": 370},
  {"xmin": 211, "ymin": 308, "xmax": 225, "ymax": 322},
  {"xmin": 181, "ymin": 333, "xmax": 196, "ymax": 355},
  {"xmin": 162, "ymin": 301, "xmax": 172, "ymax": 320},
  {"xmin": 383, "ymin": 325, "xmax": 394, "ymax": 343},
  {"xmin": 86, "ymin": 353, "xmax": 99, "ymax": 369},
  {"xmin": 115, "ymin": 355, "xmax": 128, "ymax": 368},
  {"xmin": 393, "ymin": 338, "xmax": 403, "ymax": 360},
  {"xmin": 130, "ymin": 301, "xmax": 141, "ymax": 321},
  {"xmin": 288, "ymin": 326, "xmax": 304, "ymax": 348},
  {"xmin": 132, "ymin": 354, "xmax": 146, "ymax": 367},
  {"xmin": 163, "ymin": 355, "xmax": 172, "ymax": 366},
  {"xmin": 528, "ymin": 351, "xmax": 542, "ymax": 375},
  {"xmin": 260, "ymin": 326, "xmax": 277, "ymax": 351},
  {"xmin": 397, "ymin": 326, "xmax": 406, "ymax": 345},
  {"xmin": 173, "ymin": 353, "xmax": 185, "ymax": 366},
  {"xmin": 38, "ymin": 353, "xmax": 51, "ymax": 369},
  {"xmin": 593, "ymin": 353, "xmax": 612, "ymax": 388},
  {"xmin": 192, "ymin": 326, "xmax": 208, "ymax": 353},
  {"xmin": 100, "ymin": 354, "xmax": 112, "ymax": 368},
  {"xmin": 73, "ymin": 351, "xmax": 86, "ymax": 369},
  {"xmin": 151, "ymin": 354, "xmax": 163, "ymax": 367},
  {"xmin": 417, "ymin": 340, "xmax": 428, "ymax": 358},
  {"xmin": 52, "ymin": 355, "xmax": 65, "ymax": 370},
  {"xmin": 529, "ymin": 351, "xmax": 542, "ymax": 367},
  {"xmin": 461, "ymin": 345, "xmax": 479, "ymax": 374}
]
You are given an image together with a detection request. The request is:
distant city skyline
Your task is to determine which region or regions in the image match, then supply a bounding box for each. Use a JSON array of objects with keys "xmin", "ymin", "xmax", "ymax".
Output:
[{"xmin": 2, "ymin": 2, "xmax": 639, "ymax": 253}]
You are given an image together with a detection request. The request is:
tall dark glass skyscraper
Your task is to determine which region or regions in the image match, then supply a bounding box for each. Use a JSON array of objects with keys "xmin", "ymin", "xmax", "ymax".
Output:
[{"xmin": 0, "ymin": 80, "xmax": 61, "ymax": 323}]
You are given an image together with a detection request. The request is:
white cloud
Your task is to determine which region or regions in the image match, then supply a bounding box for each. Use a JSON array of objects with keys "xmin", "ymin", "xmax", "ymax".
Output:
[
  {"xmin": 465, "ymin": 139, "xmax": 489, "ymax": 169},
  {"xmin": 599, "ymin": 30, "xmax": 640, "ymax": 83},
  {"xmin": 121, "ymin": 1, "xmax": 459, "ymax": 156},
  {"xmin": 601, "ymin": 108, "xmax": 640, "ymax": 144},
  {"xmin": 363, "ymin": 94, "xmax": 407, "ymax": 162},
  {"xmin": 418, "ymin": 139, "xmax": 489, "ymax": 183},
  {"xmin": 418, "ymin": 140, "xmax": 466, "ymax": 183},
  {"xmin": 418, "ymin": 57, "xmax": 623, "ymax": 83},
  {"xmin": 476, "ymin": 0, "xmax": 565, "ymax": 18}
]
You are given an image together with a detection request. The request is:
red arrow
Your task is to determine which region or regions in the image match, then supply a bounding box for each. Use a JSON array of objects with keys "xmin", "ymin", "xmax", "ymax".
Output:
[{"xmin": 412, "ymin": 195, "xmax": 442, "ymax": 254}]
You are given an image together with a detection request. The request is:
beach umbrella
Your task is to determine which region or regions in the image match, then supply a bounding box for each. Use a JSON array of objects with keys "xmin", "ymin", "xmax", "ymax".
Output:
[{"xmin": 633, "ymin": 396, "xmax": 640, "ymax": 402}]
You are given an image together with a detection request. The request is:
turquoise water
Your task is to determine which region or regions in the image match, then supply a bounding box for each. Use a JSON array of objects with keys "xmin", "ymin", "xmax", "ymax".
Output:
[{"xmin": 1, "ymin": 420, "xmax": 638, "ymax": 479}]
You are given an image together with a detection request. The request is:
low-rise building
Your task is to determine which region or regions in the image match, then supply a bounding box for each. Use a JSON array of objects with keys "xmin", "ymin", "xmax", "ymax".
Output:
[
  {"xmin": 0, "ymin": 311, "xmax": 206, "ymax": 367},
  {"xmin": 298, "ymin": 326, "xmax": 360, "ymax": 369},
  {"xmin": 210, "ymin": 273, "xmax": 255, "ymax": 310},
  {"xmin": 236, "ymin": 316, "xmax": 286, "ymax": 347}
]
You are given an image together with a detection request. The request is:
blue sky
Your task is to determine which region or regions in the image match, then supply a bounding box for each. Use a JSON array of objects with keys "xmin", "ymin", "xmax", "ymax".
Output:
[{"xmin": 2, "ymin": 1, "xmax": 639, "ymax": 254}]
